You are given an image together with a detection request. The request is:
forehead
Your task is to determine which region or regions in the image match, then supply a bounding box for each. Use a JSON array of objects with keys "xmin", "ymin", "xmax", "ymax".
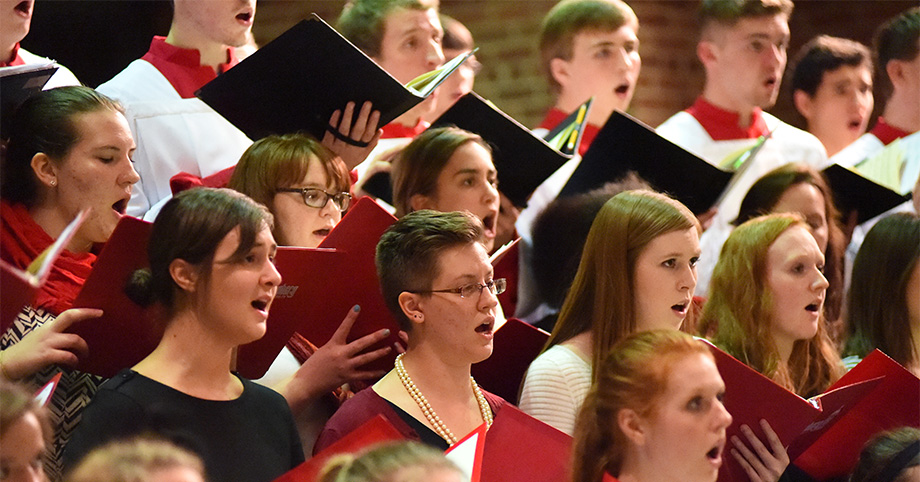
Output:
[
  {"xmin": 69, "ymin": 109, "xmax": 133, "ymax": 148},
  {"xmin": 640, "ymin": 227, "xmax": 700, "ymax": 256},
  {"xmin": 820, "ymin": 63, "xmax": 873, "ymax": 85},
  {"xmin": 767, "ymin": 225, "xmax": 820, "ymax": 260},
  {"xmin": 661, "ymin": 353, "xmax": 722, "ymax": 398},
  {"xmin": 572, "ymin": 24, "xmax": 638, "ymax": 49},
  {"xmin": 442, "ymin": 141, "xmax": 494, "ymax": 172},
  {"xmin": 382, "ymin": 6, "xmax": 441, "ymax": 40},
  {"xmin": 718, "ymin": 13, "xmax": 789, "ymax": 41},
  {"xmin": 432, "ymin": 242, "xmax": 490, "ymax": 283}
]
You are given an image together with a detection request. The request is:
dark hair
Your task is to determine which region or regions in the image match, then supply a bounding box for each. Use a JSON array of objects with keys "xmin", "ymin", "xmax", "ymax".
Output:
[
  {"xmin": 875, "ymin": 7, "xmax": 920, "ymax": 99},
  {"xmin": 531, "ymin": 174, "xmax": 650, "ymax": 315},
  {"xmin": 539, "ymin": 0, "xmax": 638, "ymax": 93},
  {"xmin": 126, "ymin": 188, "xmax": 273, "ymax": 313},
  {"xmin": 791, "ymin": 35, "xmax": 873, "ymax": 97},
  {"xmin": 698, "ymin": 0, "xmax": 793, "ymax": 33},
  {"xmin": 337, "ymin": 0, "xmax": 439, "ymax": 58},
  {"xmin": 391, "ymin": 126, "xmax": 491, "ymax": 217},
  {"xmin": 375, "ymin": 210, "xmax": 483, "ymax": 331},
  {"xmin": 2, "ymin": 86, "xmax": 123, "ymax": 207},
  {"xmin": 850, "ymin": 427, "xmax": 920, "ymax": 482},
  {"xmin": 844, "ymin": 213, "xmax": 920, "ymax": 368},
  {"xmin": 734, "ymin": 163, "xmax": 846, "ymax": 322}
]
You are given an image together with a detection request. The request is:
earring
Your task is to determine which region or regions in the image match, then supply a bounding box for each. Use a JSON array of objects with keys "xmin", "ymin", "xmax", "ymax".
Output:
[{"xmin": 50, "ymin": 179, "xmax": 57, "ymax": 187}]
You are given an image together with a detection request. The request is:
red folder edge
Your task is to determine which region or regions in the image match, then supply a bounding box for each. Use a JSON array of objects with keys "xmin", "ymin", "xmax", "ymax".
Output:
[
  {"xmin": 480, "ymin": 404, "xmax": 572, "ymax": 482},
  {"xmin": 445, "ymin": 422, "xmax": 487, "ymax": 482},
  {"xmin": 471, "ymin": 318, "xmax": 549, "ymax": 403},
  {"xmin": 273, "ymin": 414, "xmax": 406, "ymax": 482}
]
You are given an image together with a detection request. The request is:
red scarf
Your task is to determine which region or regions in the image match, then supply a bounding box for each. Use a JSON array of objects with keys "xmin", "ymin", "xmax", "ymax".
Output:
[{"xmin": 0, "ymin": 201, "xmax": 95, "ymax": 315}]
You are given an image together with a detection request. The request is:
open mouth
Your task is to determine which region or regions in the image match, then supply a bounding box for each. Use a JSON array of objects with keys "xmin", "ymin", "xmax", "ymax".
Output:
[
  {"xmin": 671, "ymin": 302, "xmax": 689, "ymax": 315},
  {"xmin": 251, "ymin": 299, "xmax": 269, "ymax": 312},
  {"xmin": 764, "ymin": 76, "xmax": 778, "ymax": 89},
  {"xmin": 475, "ymin": 319, "xmax": 494, "ymax": 335},
  {"xmin": 481, "ymin": 212, "xmax": 497, "ymax": 239},
  {"xmin": 236, "ymin": 11, "xmax": 253, "ymax": 24},
  {"xmin": 805, "ymin": 302, "xmax": 820, "ymax": 313},
  {"xmin": 614, "ymin": 83, "xmax": 630, "ymax": 95},
  {"xmin": 706, "ymin": 443, "xmax": 723, "ymax": 464},
  {"xmin": 112, "ymin": 198, "xmax": 128, "ymax": 215},
  {"xmin": 313, "ymin": 228, "xmax": 331, "ymax": 237},
  {"xmin": 848, "ymin": 119, "xmax": 863, "ymax": 130}
]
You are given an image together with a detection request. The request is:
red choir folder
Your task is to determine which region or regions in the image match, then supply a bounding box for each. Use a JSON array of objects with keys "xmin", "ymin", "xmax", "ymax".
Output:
[
  {"xmin": 235, "ymin": 247, "xmax": 341, "ymax": 379},
  {"xmin": 273, "ymin": 415, "xmax": 406, "ymax": 482},
  {"xmin": 290, "ymin": 197, "xmax": 402, "ymax": 376},
  {"xmin": 706, "ymin": 341, "xmax": 884, "ymax": 482},
  {"xmin": 1, "ymin": 210, "xmax": 88, "ymax": 332},
  {"xmin": 446, "ymin": 423, "xmax": 487, "ymax": 482},
  {"xmin": 33, "ymin": 372, "xmax": 62, "ymax": 407},
  {"xmin": 480, "ymin": 404, "xmax": 573, "ymax": 482},
  {"xmin": 791, "ymin": 350, "xmax": 920, "ymax": 480},
  {"xmin": 68, "ymin": 216, "xmax": 161, "ymax": 378},
  {"xmin": 471, "ymin": 318, "xmax": 549, "ymax": 403}
]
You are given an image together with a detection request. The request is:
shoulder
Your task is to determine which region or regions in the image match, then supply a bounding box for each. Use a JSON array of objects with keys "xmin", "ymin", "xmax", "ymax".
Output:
[
  {"xmin": 656, "ymin": 111, "xmax": 704, "ymax": 136},
  {"xmin": 97, "ymin": 60, "xmax": 177, "ymax": 103},
  {"xmin": 762, "ymin": 114, "xmax": 828, "ymax": 162},
  {"xmin": 830, "ymin": 133, "xmax": 884, "ymax": 167},
  {"xmin": 314, "ymin": 388, "xmax": 407, "ymax": 455},
  {"xmin": 522, "ymin": 346, "xmax": 592, "ymax": 395}
]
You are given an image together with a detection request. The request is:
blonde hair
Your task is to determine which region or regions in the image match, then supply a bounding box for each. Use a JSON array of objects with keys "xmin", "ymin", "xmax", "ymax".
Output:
[
  {"xmin": 318, "ymin": 441, "xmax": 462, "ymax": 482},
  {"xmin": 66, "ymin": 437, "xmax": 206, "ymax": 482},
  {"xmin": 545, "ymin": 190, "xmax": 700, "ymax": 381},
  {"xmin": 699, "ymin": 214, "xmax": 842, "ymax": 397}
]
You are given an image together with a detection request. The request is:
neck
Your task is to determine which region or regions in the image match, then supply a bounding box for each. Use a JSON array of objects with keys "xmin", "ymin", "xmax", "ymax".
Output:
[
  {"xmin": 400, "ymin": 345, "xmax": 473, "ymax": 395},
  {"xmin": 618, "ymin": 452, "xmax": 664, "ymax": 482},
  {"xmin": 701, "ymin": 88, "xmax": 755, "ymax": 128},
  {"xmin": 165, "ymin": 24, "xmax": 229, "ymax": 69},
  {"xmin": 134, "ymin": 310, "xmax": 239, "ymax": 399},
  {"xmin": 882, "ymin": 95, "xmax": 920, "ymax": 134},
  {"xmin": 2, "ymin": 42, "xmax": 15, "ymax": 64},
  {"xmin": 775, "ymin": 336, "xmax": 794, "ymax": 368},
  {"xmin": 28, "ymin": 203, "xmax": 92, "ymax": 253}
]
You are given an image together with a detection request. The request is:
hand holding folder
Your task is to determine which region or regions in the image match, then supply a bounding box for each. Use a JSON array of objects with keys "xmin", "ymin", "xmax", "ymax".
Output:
[{"xmin": 197, "ymin": 14, "xmax": 475, "ymax": 142}]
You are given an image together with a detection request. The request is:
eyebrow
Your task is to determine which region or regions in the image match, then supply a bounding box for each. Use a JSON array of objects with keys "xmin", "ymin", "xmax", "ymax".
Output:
[{"xmin": 452, "ymin": 168, "xmax": 496, "ymax": 177}]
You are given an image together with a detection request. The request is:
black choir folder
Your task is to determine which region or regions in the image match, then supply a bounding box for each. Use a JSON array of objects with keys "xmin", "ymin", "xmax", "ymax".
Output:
[
  {"xmin": 0, "ymin": 63, "xmax": 57, "ymax": 137},
  {"xmin": 821, "ymin": 163, "xmax": 911, "ymax": 225},
  {"xmin": 560, "ymin": 110, "xmax": 734, "ymax": 215},
  {"xmin": 430, "ymin": 92, "xmax": 571, "ymax": 208},
  {"xmin": 197, "ymin": 13, "xmax": 473, "ymax": 142}
]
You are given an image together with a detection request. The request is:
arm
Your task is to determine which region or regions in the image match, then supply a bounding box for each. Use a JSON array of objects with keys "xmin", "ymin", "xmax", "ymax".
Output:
[
  {"xmin": 274, "ymin": 306, "xmax": 392, "ymax": 414},
  {"xmin": 0, "ymin": 308, "xmax": 102, "ymax": 381}
]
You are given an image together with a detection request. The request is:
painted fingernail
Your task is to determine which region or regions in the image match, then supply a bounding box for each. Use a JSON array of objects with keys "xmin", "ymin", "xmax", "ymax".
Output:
[
  {"xmin": 353, "ymin": 305, "xmax": 361, "ymax": 312},
  {"xmin": 382, "ymin": 329, "xmax": 390, "ymax": 336}
]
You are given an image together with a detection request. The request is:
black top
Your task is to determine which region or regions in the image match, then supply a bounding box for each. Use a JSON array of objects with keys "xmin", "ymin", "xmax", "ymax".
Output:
[{"xmin": 64, "ymin": 369, "xmax": 304, "ymax": 482}]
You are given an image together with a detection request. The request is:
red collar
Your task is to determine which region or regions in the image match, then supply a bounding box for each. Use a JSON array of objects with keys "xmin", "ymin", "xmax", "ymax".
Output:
[
  {"xmin": 0, "ymin": 200, "xmax": 95, "ymax": 316},
  {"xmin": 869, "ymin": 117, "xmax": 912, "ymax": 146},
  {"xmin": 686, "ymin": 97, "xmax": 769, "ymax": 141},
  {"xmin": 140, "ymin": 36, "xmax": 238, "ymax": 99},
  {"xmin": 381, "ymin": 119, "xmax": 428, "ymax": 139},
  {"xmin": 1, "ymin": 43, "xmax": 25, "ymax": 67},
  {"xmin": 538, "ymin": 107, "xmax": 600, "ymax": 156}
]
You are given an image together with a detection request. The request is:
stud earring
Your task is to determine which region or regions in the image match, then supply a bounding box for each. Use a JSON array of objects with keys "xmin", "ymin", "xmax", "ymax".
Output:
[{"xmin": 50, "ymin": 179, "xmax": 57, "ymax": 187}]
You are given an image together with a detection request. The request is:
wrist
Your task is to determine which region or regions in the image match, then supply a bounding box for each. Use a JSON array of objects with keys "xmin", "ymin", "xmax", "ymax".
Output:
[{"xmin": 0, "ymin": 349, "xmax": 18, "ymax": 381}]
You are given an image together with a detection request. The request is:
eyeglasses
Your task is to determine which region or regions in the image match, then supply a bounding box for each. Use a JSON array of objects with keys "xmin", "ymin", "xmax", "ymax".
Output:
[
  {"xmin": 276, "ymin": 188, "xmax": 351, "ymax": 212},
  {"xmin": 408, "ymin": 278, "xmax": 506, "ymax": 299}
]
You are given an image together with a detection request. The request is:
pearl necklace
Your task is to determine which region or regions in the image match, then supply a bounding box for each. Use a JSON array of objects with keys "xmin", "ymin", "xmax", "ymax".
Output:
[{"xmin": 394, "ymin": 353, "xmax": 493, "ymax": 445}]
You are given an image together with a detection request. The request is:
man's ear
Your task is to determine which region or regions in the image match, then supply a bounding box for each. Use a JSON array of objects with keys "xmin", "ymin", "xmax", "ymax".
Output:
[
  {"xmin": 550, "ymin": 57, "xmax": 571, "ymax": 90},
  {"xmin": 793, "ymin": 89, "xmax": 814, "ymax": 120},
  {"xmin": 169, "ymin": 258, "xmax": 198, "ymax": 293},
  {"xmin": 410, "ymin": 193, "xmax": 434, "ymax": 212},
  {"xmin": 30, "ymin": 153, "xmax": 58, "ymax": 188},
  {"xmin": 886, "ymin": 59, "xmax": 907, "ymax": 91},
  {"xmin": 398, "ymin": 291, "xmax": 426, "ymax": 328},
  {"xmin": 617, "ymin": 408, "xmax": 648, "ymax": 447},
  {"xmin": 697, "ymin": 40, "xmax": 717, "ymax": 68}
]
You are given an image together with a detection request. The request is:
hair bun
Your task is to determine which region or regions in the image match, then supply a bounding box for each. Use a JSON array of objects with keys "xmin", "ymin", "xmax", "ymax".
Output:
[{"xmin": 124, "ymin": 268, "xmax": 155, "ymax": 307}]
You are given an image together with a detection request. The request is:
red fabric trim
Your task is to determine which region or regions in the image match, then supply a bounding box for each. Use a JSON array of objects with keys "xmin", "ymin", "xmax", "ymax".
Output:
[
  {"xmin": 538, "ymin": 107, "xmax": 600, "ymax": 156},
  {"xmin": 869, "ymin": 117, "xmax": 911, "ymax": 146},
  {"xmin": 140, "ymin": 36, "xmax": 238, "ymax": 99},
  {"xmin": 685, "ymin": 97, "xmax": 769, "ymax": 141},
  {"xmin": 0, "ymin": 201, "xmax": 95, "ymax": 315},
  {"xmin": 1, "ymin": 43, "xmax": 25, "ymax": 67},
  {"xmin": 169, "ymin": 165, "xmax": 237, "ymax": 195},
  {"xmin": 381, "ymin": 120, "xmax": 428, "ymax": 139}
]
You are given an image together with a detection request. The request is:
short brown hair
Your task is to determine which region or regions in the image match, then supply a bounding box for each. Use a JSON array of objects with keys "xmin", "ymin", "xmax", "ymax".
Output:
[
  {"xmin": 337, "ymin": 0, "xmax": 439, "ymax": 58},
  {"xmin": 229, "ymin": 133, "xmax": 349, "ymax": 240},
  {"xmin": 698, "ymin": 0, "xmax": 793, "ymax": 35},
  {"xmin": 66, "ymin": 437, "xmax": 206, "ymax": 482},
  {"xmin": 391, "ymin": 126, "xmax": 491, "ymax": 217},
  {"xmin": 375, "ymin": 210, "xmax": 483, "ymax": 331},
  {"xmin": 539, "ymin": 0, "xmax": 638, "ymax": 93},
  {"xmin": 791, "ymin": 35, "xmax": 872, "ymax": 97},
  {"xmin": 874, "ymin": 7, "xmax": 920, "ymax": 99}
]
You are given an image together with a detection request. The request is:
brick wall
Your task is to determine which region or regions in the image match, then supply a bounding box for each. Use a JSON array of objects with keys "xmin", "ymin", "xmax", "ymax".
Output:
[{"xmin": 254, "ymin": 0, "xmax": 915, "ymax": 130}]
